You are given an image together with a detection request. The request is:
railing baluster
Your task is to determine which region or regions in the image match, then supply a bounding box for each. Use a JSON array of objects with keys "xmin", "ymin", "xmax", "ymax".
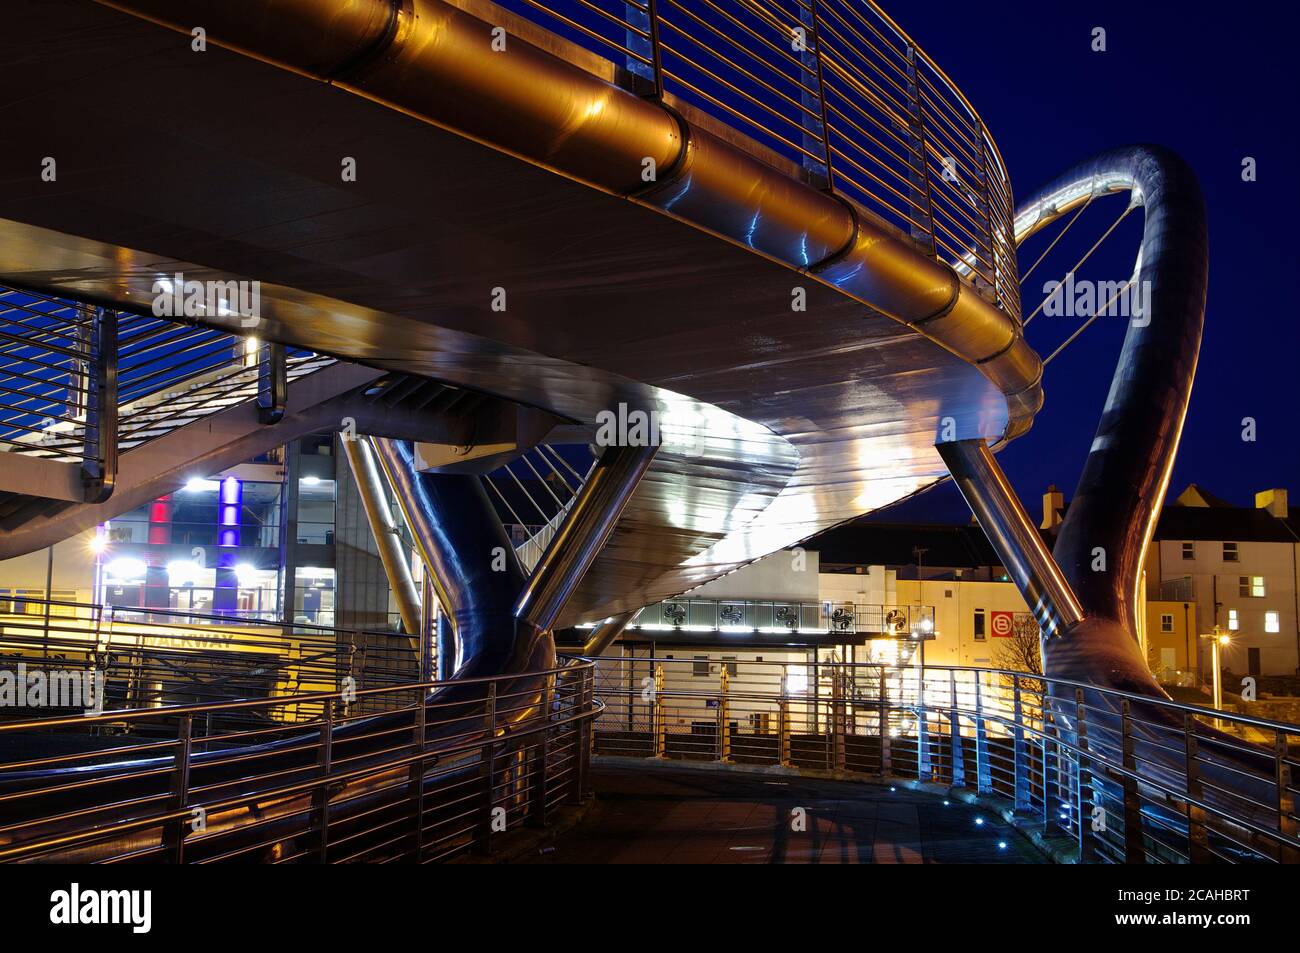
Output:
[
  {"xmin": 314, "ymin": 703, "xmax": 334, "ymax": 863},
  {"xmin": 1183, "ymin": 712, "xmax": 1212, "ymax": 863},
  {"xmin": 164, "ymin": 714, "xmax": 193, "ymax": 864},
  {"xmin": 1276, "ymin": 729, "xmax": 1297, "ymax": 863},
  {"xmin": 474, "ymin": 682, "xmax": 498, "ymax": 855},
  {"xmin": 1120, "ymin": 699, "xmax": 1146, "ymax": 864},
  {"xmin": 973, "ymin": 675, "xmax": 991, "ymax": 794},
  {"xmin": 1074, "ymin": 688, "xmax": 1096, "ymax": 862},
  {"xmin": 1012, "ymin": 675, "xmax": 1031, "ymax": 812},
  {"xmin": 948, "ymin": 668, "xmax": 965, "ymax": 787}
]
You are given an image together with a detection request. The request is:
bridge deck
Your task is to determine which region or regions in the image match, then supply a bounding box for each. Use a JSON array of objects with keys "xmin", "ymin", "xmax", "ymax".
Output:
[{"xmin": 523, "ymin": 763, "xmax": 1041, "ymax": 864}]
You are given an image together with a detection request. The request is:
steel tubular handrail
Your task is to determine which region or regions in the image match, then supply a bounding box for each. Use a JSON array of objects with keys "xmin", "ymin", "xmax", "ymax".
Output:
[
  {"xmin": 588, "ymin": 656, "xmax": 1299, "ymax": 863},
  {"xmin": 468, "ymin": 0, "xmax": 1017, "ymax": 319},
  {"xmin": 0, "ymin": 656, "xmax": 602, "ymax": 863}
]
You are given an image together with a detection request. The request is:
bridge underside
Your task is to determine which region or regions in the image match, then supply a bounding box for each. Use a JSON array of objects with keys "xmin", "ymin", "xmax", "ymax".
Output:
[{"xmin": 0, "ymin": 0, "xmax": 1014, "ymax": 627}]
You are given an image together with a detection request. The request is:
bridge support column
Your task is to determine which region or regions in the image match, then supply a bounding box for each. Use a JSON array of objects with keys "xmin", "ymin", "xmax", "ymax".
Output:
[
  {"xmin": 341, "ymin": 436, "xmax": 421, "ymax": 644},
  {"xmin": 370, "ymin": 437, "xmax": 542, "ymax": 681},
  {"xmin": 516, "ymin": 443, "xmax": 658, "ymax": 633},
  {"xmin": 582, "ymin": 610, "xmax": 638, "ymax": 656},
  {"xmin": 936, "ymin": 439, "xmax": 1085, "ymax": 640}
]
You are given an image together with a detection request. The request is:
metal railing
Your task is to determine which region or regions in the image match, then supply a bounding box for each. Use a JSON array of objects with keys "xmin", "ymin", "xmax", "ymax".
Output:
[
  {"xmin": 627, "ymin": 597, "xmax": 935, "ymax": 634},
  {"xmin": 0, "ymin": 284, "xmax": 327, "ymax": 474},
  {"xmin": 493, "ymin": 0, "xmax": 1018, "ymax": 318},
  {"xmin": 0, "ymin": 658, "xmax": 599, "ymax": 863},
  {"xmin": 1, "ymin": 598, "xmax": 419, "ymax": 724},
  {"xmin": 591, "ymin": 656, "xmax": 1300, "ymax": 863}
]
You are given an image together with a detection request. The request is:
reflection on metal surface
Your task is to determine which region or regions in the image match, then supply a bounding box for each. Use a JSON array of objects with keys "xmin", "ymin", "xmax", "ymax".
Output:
[
  {"xmin": 516, "ymin": 443, "xmax": 658, "ymax": 632},
  {"xmin": 580, "ymin": 610, "xmax": 638, "ymax": 656},
  {"xmin": 370, "ymin": 437, "xmax": 552, "ymax": 680},
  {"xmin": 340, "ymin": 434, "xmax": 421, "ymax": 642}
]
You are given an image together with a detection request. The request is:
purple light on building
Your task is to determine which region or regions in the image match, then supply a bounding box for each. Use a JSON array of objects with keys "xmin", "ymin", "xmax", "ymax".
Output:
[{"xmin": 214, "ymin": 476, "xmax": 242, "ymax": 614}]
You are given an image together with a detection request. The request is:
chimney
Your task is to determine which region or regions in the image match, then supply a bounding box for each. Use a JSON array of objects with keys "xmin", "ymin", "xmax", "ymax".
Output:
[
  {"xmin": 1041, "ymin": 484, "xmax": 1064, "ymax": 530},
  {"xmin": 1256, "ymin": 488, "xmax": 1289, "ymax": 519}
]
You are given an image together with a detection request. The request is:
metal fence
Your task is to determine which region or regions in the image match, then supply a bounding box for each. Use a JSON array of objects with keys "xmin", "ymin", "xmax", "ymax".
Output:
[
  {"xmin": 0, "ymin": 598, "xmax": 419, "ymax": 725},
  {"xmin": 0, "ymin": 658, "xmax": 598, "ymax": 863},
  {"xmin": 493, "ymin": 0, "xmax": 1019, "ymax": 318},
  {"xmin": 591, "ymin": 656, "xmax": 1300, "ymax": 863},
  {"xmin": 629, "ymin": 597, "xmax": 935, "ymax": 634},
  {"xmin": 0, "ymin": 284, "xmax": 327, "ymax": 479}
]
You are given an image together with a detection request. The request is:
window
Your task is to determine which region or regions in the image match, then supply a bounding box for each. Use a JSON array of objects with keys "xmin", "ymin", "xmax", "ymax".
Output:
[
  {"xmin": 1228, "ymin": 609, "xmax": 1239, "ymax": 631},
  {"xmin": 721, "ymin": 656, "xmax": 738, "ymax": 677},
  {"xmin": 1160, "ymin": 613, "xmax": 1174, "ymax": 633},
  {"xmin": 692, "ymin": 656, "xmax": 709, "ymax": 677},
  {"xmin": 1181, "ymin": 542, "xmax": 1195, "ymax": 560},
  {"xmin": 973, "ymin": 609, "xmax": 986, "ymax": 641},
  {"xmin": 1239, "ymin": 576, "xmax": 1265, "ymax": 598},
  {"xmin": 1265, "ymin": 611, "xmax": 1280, "ymax": 634},
  {"xmin": 1223, "ymin": 542, "xmax": 1239, "ymax": 562}
]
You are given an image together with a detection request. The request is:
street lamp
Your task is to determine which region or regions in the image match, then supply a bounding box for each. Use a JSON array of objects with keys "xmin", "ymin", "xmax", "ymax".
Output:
[{"xmin": 1199, "ymin": 625, "xmax": 1231, "ymax": 715}]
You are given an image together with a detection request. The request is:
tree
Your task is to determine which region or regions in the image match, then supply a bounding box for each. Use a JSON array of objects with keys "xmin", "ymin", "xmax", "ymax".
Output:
[{"xmin": 994, "ymin": 613, "xmax": 1042, "ymax": 676}]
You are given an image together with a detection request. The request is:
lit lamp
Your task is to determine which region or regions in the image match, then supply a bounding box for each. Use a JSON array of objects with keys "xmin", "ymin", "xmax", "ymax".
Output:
[{"xmin": 1199, "ymin": 625, "xmax": 1231, "ymax": 715}]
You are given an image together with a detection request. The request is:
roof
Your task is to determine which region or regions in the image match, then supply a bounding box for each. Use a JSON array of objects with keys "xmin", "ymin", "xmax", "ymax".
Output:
[
  {"xmin": 1154, "ymin": 506, "xmax": 1298, "ymax": 544},
  {"xmin": 809, "ymin": 521, "xmax": 1011, "ymax": 569},
  {"xmin": 808, "ymin": 484, "xmax": 1299, "ymax": 568}
]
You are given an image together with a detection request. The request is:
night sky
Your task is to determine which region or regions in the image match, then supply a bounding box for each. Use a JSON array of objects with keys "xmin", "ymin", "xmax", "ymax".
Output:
[{"xmin": 877, "ymin": 0, "xmax": 1299, "ymax": 523}]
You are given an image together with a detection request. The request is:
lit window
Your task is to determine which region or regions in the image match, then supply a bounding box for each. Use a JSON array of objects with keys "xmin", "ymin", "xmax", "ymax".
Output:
[
  {"xmin": 785, "ymin": 665, "xmax": 808, "ymax": 694},
  {"xmin": 1238, "ymin": 576, "xmax": 1265, "ymax": 598},
  {"xmin": 1160, "ymin": 613, "xmax": 1174, "ymax": 633},
  {"xmin": 1223, "ymin": 542, "xmax": 1239, "ymax": 562},
  {"xmin": 1228, "ymin": 609, "xmax": 1239, "ymax": 631},
  {"xmin": 1181, "ymin": 542, "xmax": 1194, "ymax": 560},
  {"xmin": 1265, "ymin": 611, "xmax": 1280, "ymax": 634}
]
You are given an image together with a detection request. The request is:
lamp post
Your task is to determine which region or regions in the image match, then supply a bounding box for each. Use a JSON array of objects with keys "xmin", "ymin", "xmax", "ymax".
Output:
[{"xmin": 1199, "ymin": 625, "xmax": 1230, "ymax": 726}]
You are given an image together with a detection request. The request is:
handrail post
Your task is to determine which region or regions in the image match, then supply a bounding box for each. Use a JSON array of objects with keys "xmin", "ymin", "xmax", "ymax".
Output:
[
  {"xmin": 1119, "ymin": 699, "xmax": 1145, "ymax": 864},
  {"xmin": 314, "ymin": 703, "xmax": 334, "ymax": 863},
  {"xmin": 1012, "ymin": 676, "xmax": 1031, "ymax": 812},
  {"xmin": 571, "ymin": 668, "xmax": 593, "ymax": 804},
  {"xmin": 652, "ymin": 664, "xmax": 666, "ymax": 758},
  {"xmin": 717, "ymin": 666, "xmax": 731, "ymax": 763},
  {"xmin": 778, "ymin": 666, "xmax": 791, "ymax": 767},
  {"xmin": 1182, "ymin": 712, "xmax": 1212, "ymax": 862},
  {"xmin": 474, "ymin": 683, "xmax": 498, "ymax": 855},
  {"xmin": 916, "ymin": 669, "xmax": 932, "ymax": 782},
  {"xmin": 1074, "ymin": 688, "xmax": 1096, "ymax": 862},
  {"xmin": 973, "ymin": 675, "xmax": 991, "ymax": 794},
  {"xmin": 528, "ymin": 678, "xmax": 552, "ymax": 827},
  {"xmin": 948, "ymin": 669, "xmax": 965, "ymax": 787},
  {"xmin": 1276, "ymin": 729, "xmax": 1298, "ymax": 863},
  {"xmin": 409, "ymin": 690, "xmax": 427, "ymax": 861},
  {"xmin": 831, "ymin": 667, "xmax": 846, "ymax": 772},
  {"xmin": 878, "ymin": 665, "xmax": 891, "ymax": 777},
  {"xmin": 164, "ymin": 714, "xmax": 193, "ymax": 864},
  {"xmin": 1044, "ymin": 712, "xmax": 1064, "ymax": 836},
  {"xmin": 903, "ymin": 46, "xmax": 938, "ymax": 257}
]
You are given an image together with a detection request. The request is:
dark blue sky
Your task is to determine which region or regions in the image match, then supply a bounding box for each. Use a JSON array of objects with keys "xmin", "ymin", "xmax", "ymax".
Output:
[{"xmin": 879, "ymin": 0, "xmax": 1299, "ymax": 522}]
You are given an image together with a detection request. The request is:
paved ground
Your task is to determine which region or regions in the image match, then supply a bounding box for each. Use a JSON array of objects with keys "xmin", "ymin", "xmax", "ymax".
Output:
[{"xmin": 525, "ymin": 763, "xmax": 1042, "ymax": 863}]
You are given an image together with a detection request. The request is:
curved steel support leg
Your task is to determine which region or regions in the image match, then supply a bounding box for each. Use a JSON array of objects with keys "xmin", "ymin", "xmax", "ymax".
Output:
[
  {"xmin": 370, "ymin": 436, "xmax": 551, "ymax": 680},
  {"xmin": 936, "ymin": 438, "xmax": 1084, "ymax": 640},
  {"xmin": 516, "ymin": 444, "xmax": 658, "ymax": 633},
  {"xmin": 581, "ymin": 610, "xmax": 639, "ymax": 656},
  {"xmin": 340, "ymin": 435, "xmax": 421, "ymax": 642},
  {"xmin": 1015, "ymin": 146, "xmax": 1208, "ymax": 694}
]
